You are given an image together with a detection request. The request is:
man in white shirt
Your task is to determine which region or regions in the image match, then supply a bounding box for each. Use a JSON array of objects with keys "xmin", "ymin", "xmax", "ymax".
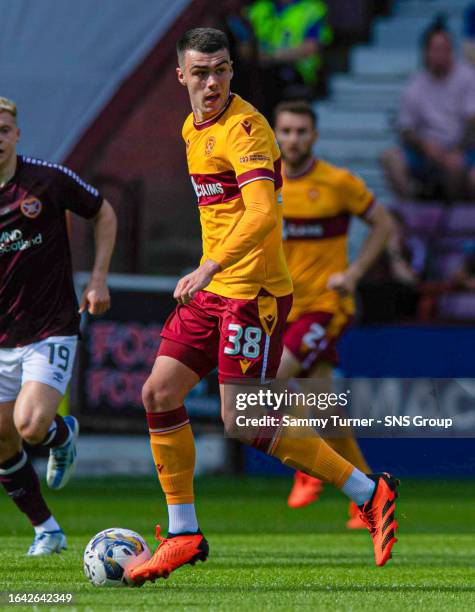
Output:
[{"xmin": 381, "ymin": 25, "xmax": 475, "ymax": 200}]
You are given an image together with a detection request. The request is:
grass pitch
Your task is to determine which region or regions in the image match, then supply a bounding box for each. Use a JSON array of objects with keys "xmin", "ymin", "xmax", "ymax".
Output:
[{"xmin": 1, "ymin": 476, "xmax": 474, "ymax": 611}]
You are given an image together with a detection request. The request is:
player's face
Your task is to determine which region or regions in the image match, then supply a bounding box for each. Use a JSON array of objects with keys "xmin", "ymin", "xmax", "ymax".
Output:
[
  {"xmin": 274, "ymin": 112, "xmax": 317, "ymax": 168},
  {"xmin": 0, "ymin": 112, "xmax": 19, "ymax": 169},
  {"xmin": 177, "ymin": 48, "xmax": 233, "ymax": 121}
]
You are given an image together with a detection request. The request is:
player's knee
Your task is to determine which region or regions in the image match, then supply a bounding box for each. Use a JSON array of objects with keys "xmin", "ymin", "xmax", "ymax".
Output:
[
  {"xmin": 16, "ymin": 415, "xmax": 50, "ymax": 445},
  {"xmin": 142, "ymin": 379, "xmax": 181, "ymax": 413}
]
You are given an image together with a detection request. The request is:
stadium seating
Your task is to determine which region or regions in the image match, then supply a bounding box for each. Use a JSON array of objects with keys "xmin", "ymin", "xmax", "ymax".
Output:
[
  {"xmin": 392, "ymin": 200, "xmax": 475, "ymax": 321},
  {"xmin": 316, "ymin": 0, "xmax": 472, "ymax": 319},
  {"xmin": 438, "ymin": 292, "xmax": 475, "ymax": 319},
  {"xmin": 316, "ymin": 0, "xmax": 465, "ymax": 203}
]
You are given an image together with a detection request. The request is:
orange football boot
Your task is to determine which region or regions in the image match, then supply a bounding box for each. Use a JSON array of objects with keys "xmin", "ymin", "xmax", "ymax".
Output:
[
  {"xmin": 287, "ymin": 471, "xmax": 324, "ymax": 508},
  {"xmin": 346, "ymin": 501, "xmax": 367, "ymax": 529},
  {"xmin": 130, "ymin": 526, "xmax": 209, "ymax": 584},
  {"xmin": 359, "ymin": 473, "xmax": 400, "ymax": 566}
]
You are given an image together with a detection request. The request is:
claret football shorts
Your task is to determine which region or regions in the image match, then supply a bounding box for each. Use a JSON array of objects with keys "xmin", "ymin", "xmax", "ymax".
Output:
[
  {"xmin": 0, "ymin": 335, "xmax": 78, "ymax": 402},
  {"xmin": 284, "ymin": 310, "xmax": 353, "ymax": 372},
  {"xmin": 158, "ymin": 290, "xmax": 293, "ymax": 383}
]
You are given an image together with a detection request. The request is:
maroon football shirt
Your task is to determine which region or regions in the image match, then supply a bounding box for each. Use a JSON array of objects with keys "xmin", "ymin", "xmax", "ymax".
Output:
[{"xmin": 0, "ymin": 156, "xmax": 103, "ymax": 347}]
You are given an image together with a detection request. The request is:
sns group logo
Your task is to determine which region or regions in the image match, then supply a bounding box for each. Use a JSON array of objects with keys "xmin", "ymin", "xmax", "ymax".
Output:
[{"xmin": 20, "ymin": 197, "xmax": 43, "ymax": 219}]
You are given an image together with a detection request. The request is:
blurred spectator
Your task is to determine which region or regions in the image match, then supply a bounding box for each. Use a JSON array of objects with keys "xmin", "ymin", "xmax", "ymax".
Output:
[
  {"xmin": 213, "ymin": 1, "xmax": 265, "ymax": 108},
  {"xmin": 385, "ymin": 210, "xmax": 427, "ymax": 285},
  {"xmin": 381, "ymin": 19, "xmax": 475, "ymax": 201},
  {"xmin": 358, "ymin": 210, "xmax": 425, "ymax": 322},
  {"xmin": 365, "ymin": 210, "xmax": 427, "ymax": 285},
  {"xmin": 463, "ymin": 1, "xmax": 475, "ymax": 69},
  {"xmin": 245, "ymin": 0, "xmax": 332, "ymax": 117}
]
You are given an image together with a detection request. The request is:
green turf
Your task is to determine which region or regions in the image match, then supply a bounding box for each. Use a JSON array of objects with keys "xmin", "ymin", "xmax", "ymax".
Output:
[{"xmin": 1, "ymin": 477, "xmax": 474, "ymax": 611}]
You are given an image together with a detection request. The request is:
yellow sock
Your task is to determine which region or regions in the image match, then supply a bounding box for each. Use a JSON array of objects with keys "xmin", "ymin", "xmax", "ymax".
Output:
[
  {"xmin": 325, "ymin": 436, "xmax": 371, "ymax": 474},
  {"xmin": 254, "ymin": 421, "xmax": 354, "ymax": 489},
  {"xmin": 281, "ymin": 392, "xmax": 370, "ymax": 475},
  {"xmin": 147, "ymin": 406, "xmax": 195, "ymax": 505}
]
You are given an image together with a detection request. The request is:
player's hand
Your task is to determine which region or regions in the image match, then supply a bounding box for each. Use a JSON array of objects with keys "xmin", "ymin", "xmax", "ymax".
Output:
[
  {"xmin": 79, "ymin": 280, "xmax": 111, "ymax": 315},
  {"xmin": 326, "ymin": 270, "xmax": 358, "ymax": 297},
  {"xmin": 174, "ymin": 259, "xmax": 221, "ymax": 305}
]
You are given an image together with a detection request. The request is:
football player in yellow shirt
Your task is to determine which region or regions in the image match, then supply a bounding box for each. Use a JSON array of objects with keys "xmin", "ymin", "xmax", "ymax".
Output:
[
  {"xmin": 131, "ymin": 29, "xmax": 399, "ymax": 584},
  {"xmin": 274, "ymin": 100, "xmax": 394, "ymax": 525}
]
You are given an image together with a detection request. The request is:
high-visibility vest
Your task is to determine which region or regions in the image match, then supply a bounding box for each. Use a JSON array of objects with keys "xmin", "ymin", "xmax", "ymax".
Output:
[{"xmin": 247, "ymin": 0, "xmax": 332, "ymax": 85}]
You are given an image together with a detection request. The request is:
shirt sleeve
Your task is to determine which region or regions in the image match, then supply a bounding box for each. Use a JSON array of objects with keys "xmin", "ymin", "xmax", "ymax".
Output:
[
  {"xmin": 338, "ymin": 170, "xmax": 375, "ymax": 218},
  {"xmin": 210, "ymin": 115, "xmax": 280, "ymax": 270},
  {"xmin": 227, "ymin": 114, "xmax": 278, "ymax": 189},
  {"xmin": 54, "ymin": 166, "xmax": 103, "ymax": 218},
  {"xmin": 211, "ymin": 179, "xmax": 278, "ymax": 270}
]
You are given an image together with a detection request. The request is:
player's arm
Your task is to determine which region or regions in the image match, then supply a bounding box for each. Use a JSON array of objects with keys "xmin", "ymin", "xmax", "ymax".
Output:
[
  {"xmin": 327, "ymin": 169, "xmax": 393, "ymax": 296},
  {"xmin": 79, "ymin": 199, "xmax": 117, "ymax": 315},
  {"xmin": 328, "ymin": 203, "xmax": 393, "ymax": 296},
  {"xmin": 214, "ymin": 178, "xmax": 277, "ymax": 268},
  {"xmin": 174, "ymin": 116, "xmax": 279, "ymax": 304},
  {"xmin": 174, "ymin": 179, "xmax": 277, "ymax": 304}
]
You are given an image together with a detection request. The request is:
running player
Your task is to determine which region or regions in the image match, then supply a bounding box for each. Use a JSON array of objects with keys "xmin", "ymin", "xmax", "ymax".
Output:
[
  {"xmin": 274, "ymin": 101, "xmax": 393, "ymax": 526},
  {"xmin": 131, "ymin": 29, "xmax": 399, "ymax": 583},
  {"xmin": 0, "ymin": 97, "xmax": 117, "ymax": 555}
]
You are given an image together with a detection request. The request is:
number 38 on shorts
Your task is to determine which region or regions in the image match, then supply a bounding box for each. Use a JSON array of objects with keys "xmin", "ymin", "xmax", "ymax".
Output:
[
  {"xmin": 224, "ymin": 324, "xmax": 262, "ymax": 359},
  {"xmin": 217, "ymin": 291, "xmax": 293, "ymax": 383},
  {"xmin": 158, "ymin": 290, "xmax": 293, "ymax": 384}
]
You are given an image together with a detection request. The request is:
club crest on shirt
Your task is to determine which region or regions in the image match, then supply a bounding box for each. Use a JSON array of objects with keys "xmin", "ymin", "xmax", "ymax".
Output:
[
  {"xmin": 308, "ymin": 188, "xmax": 319, "ymax": 200},
  {"xmin": 20, "ymin": 197, "xmax": 43, "ymax": 219},
  {"xmin": 204, "ymin": 136, "xmax": 216, "ymax": 157}
]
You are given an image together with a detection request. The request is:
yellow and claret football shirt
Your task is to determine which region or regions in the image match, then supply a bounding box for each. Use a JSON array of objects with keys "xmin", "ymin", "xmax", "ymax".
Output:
[
  {"xmin": 282, "ymin": 157, "xmax": 375, "ymax": 321},
  {"xmin": 183, "ymin": 93, "xmax": 292, "ymax": 299}
]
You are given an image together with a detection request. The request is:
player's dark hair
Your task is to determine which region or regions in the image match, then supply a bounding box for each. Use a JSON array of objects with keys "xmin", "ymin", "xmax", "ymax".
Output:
[
  {"xmin": 273, "ymin": 100, "xmax": 318, "ymax": 129},
  {"xmin": 177, "ymin": 28, "xmax": 230, "ymax": 64}
]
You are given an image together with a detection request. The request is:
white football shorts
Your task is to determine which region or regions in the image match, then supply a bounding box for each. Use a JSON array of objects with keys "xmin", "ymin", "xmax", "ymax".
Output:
[{"xmin": 0, "ymin": 335, "xmax": 78, "ymax": 402}]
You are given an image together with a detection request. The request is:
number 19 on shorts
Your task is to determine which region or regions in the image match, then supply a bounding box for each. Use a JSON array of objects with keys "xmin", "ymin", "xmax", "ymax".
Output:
[{"xmin": 47, "ymin": 343, "xmax": 71, "ymax": 371}]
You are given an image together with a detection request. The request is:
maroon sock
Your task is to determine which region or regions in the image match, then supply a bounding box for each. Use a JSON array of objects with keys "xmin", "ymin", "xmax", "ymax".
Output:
[
  {"xmin": 40, "ymin": 415, "xmax": 69, "ymax": 449},
  {"xmin": 0, "ymin": 451, "xmax": 51, "ymax": 525}
]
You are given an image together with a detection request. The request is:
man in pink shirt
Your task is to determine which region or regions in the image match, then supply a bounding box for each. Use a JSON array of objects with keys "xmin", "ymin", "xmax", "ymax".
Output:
[{"xmin": 381, "ymin": 24, "xmax": 475, "ymax": 200}]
